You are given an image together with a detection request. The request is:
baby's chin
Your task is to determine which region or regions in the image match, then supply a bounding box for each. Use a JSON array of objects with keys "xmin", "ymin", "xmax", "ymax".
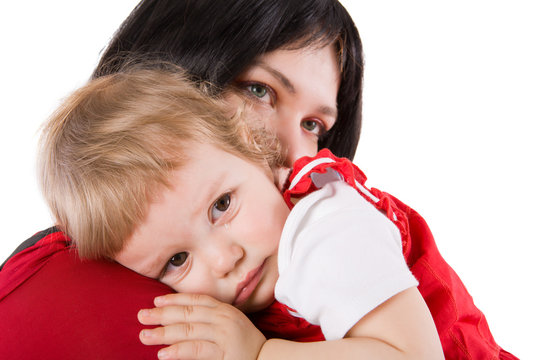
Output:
[
  {"xmin": 237, "ymin": 295, "xmax": 276, "ymax": 314},
  {"xmin": 237, "ymin": 271, "xmax": 278, "ymax": 313}
]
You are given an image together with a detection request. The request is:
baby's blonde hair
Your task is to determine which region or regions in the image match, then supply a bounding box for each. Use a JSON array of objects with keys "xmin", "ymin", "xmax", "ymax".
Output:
[{"xmin": 39, "ymin": 66, "xmax": 280, "ymax": 260}]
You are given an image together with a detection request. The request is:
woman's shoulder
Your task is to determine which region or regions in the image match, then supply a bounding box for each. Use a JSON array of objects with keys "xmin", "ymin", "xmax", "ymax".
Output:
[
  {"xmin": 1, "ymin": 227, "xmax": 62, "ymax": 271},
  {"xmin": 0, "ymin": 227, "xmax": 173, "ymax": 359}
]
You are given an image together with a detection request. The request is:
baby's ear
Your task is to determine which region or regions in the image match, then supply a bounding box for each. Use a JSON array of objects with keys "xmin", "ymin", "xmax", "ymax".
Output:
[{"xmin": 273, "ymin": 166, "xmax": 292, "ymax": 192}]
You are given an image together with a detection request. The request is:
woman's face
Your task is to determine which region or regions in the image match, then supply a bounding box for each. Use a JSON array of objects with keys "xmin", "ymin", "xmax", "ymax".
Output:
[{"xmin": 231, "ymin": 43, "xmax": 341, "ymax": 167}]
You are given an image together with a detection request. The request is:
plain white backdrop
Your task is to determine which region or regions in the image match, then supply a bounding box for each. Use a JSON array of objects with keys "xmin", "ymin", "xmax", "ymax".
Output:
[{"xmin": 0, "ymin": 1, "xmax": 537, "ymax": 358}]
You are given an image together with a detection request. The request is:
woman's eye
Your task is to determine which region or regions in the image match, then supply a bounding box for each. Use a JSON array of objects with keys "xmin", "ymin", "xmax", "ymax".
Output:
[
  {"xmin": 249, "ymin": 84, "xmax": 267, "ymax": 98},
  {"xmin": 301, "ymin": 119, "xmax": 326, "ymax": 137},
  {"xmin": 211, "ymin": 193, "xmax": 231, "ymax": 223},
  {"xmin": 244, "ymin": 83, "xmax": 273, "ymax": 105}
]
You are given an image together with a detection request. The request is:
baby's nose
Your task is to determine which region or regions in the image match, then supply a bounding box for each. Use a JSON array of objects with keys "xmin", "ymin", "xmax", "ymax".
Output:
[{"xmin": 210, "ymin": 242, "xmax": 244, "ymax": 277}]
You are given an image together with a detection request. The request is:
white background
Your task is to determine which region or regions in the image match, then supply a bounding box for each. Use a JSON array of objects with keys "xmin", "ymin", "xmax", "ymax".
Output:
[{"xmin": 1, "ymin": 1, "xmax": 537, "ymax": 358}]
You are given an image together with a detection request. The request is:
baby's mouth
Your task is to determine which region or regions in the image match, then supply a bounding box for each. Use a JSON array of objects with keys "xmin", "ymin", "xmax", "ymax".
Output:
[{"xmin": 233, "ymin": 260, "xmax": 265, "ymax": 306}]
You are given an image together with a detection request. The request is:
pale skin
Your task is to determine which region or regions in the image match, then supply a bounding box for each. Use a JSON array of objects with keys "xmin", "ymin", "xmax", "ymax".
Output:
[{"xmin": 115, "ymin": 44, "xmax": 444, "ymax": 359}]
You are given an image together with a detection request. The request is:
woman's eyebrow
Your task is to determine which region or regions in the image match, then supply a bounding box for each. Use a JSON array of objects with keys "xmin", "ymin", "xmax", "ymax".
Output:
[
  {"xmin": 255, "ymin": 61, "xmax": 338, "ymax": 119},
  {"xmin": 318, "ymin": 105, "xmax": 338, "ymax": 119},
  {"xmin": 256, "ymin": 62, "xmax": 296, "ymax": 94}
]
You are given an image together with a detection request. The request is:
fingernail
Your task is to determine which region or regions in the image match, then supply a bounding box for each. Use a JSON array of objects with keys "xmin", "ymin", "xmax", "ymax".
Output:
[
  {"xmin": 157, "ymin": 349, "xmax": 171, "ymax": 359},
  {"xmin": 154, "ymin": 296, "xmax": 164, "ymax": 306},
  {"xmin": 140, "ymin": 330, "xmax": 154, "ymax": 339},
  {"xmin": 138, "ymin": 309, "xmax": 150, "ymax": 317}
]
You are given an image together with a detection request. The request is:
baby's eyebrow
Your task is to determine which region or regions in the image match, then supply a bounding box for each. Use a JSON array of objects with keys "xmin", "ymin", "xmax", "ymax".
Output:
[{"xmin": 141, "ymin": 255, "xmax": 167, "ymax": 280}]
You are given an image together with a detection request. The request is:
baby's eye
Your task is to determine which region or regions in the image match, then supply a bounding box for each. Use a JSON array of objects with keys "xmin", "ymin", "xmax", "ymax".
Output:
[
  {"xmin": 169, "ymin": 252, "xmax": 188, "ymax": 267},
  {"xmin": 161, "ymin": 252, "xmax": 189, "ymax": 279},
  {"xmin": 301, "ymin": 119, "xmax": 327, "ymax": 137},
  {"xmin": 211, "ymin": 193, "xmax": 231, "ymax": 223}
]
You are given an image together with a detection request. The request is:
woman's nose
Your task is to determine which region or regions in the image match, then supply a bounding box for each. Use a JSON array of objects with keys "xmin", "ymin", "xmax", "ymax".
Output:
[
  {"xmin": 277, "ymin": 127, "xmax": 318, "ymax": 167},
  {"xmin": 274, "ymin": 109, "xmax": 319, "ymax": 167},
  {"xmin": 209, "ymin": 242, "xmax": 244, "ymax": 278}
]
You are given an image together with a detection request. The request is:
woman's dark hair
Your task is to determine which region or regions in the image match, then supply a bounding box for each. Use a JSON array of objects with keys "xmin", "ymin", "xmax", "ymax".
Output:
[{"xmin": 93, "ymin": 0, "xmax": 363, "ymax": 160}]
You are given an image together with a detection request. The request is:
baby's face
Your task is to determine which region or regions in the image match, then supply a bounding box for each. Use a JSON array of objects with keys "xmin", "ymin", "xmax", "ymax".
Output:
[{"xmin": 114, "ymin": 142, "xmax": 289, "ymax": 313}]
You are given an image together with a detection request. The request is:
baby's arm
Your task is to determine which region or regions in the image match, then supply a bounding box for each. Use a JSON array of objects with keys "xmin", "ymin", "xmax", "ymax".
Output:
[
  {"xmin": 260, "ymin": 287, "xmax": 443, "ymax": 359},
  {"xmin": 139, "ymin": 289, "xmax": 442, "ymax": 359}
]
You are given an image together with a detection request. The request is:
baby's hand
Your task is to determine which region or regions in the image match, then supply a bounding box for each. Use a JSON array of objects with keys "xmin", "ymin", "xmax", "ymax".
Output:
[{"xmin": 138, "ymin": 293, "xmax": 266, "ymax": 360}]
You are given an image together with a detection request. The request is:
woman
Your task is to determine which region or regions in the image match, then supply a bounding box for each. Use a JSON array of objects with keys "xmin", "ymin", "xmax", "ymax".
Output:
[
  {"xmin": 0, "ymin": 0, "xmax": 515, "ymax": 359},
  {"xmin": 92, "ymin": 0, "xmax": 363, "ymax": 165}
]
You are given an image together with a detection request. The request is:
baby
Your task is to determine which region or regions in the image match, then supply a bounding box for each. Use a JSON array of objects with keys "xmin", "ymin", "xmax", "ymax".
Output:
[{"xmin": 39, "ymin": 66, "xmax": 442, "ymax": 359}]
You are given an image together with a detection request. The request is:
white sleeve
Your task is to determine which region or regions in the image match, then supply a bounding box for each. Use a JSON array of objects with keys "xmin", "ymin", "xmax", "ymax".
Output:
[{"xmin": 274, "ymin": 181, "xmax": 418, "ymax": 340}]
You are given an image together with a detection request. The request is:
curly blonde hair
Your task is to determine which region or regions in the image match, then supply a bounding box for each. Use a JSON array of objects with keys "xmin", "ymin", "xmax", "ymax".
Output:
[{"xmin": 39, "ymin": 65, "xmax": 280, "ymax": 259}]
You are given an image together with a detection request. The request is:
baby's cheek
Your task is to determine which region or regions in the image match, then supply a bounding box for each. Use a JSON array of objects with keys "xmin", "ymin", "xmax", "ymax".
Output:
[{"xmin": 265, "ymin": 211, "xmax": 287, "ymax": 250}]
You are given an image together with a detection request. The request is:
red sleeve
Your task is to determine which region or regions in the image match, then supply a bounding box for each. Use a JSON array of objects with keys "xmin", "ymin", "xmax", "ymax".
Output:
[
  {"xmin": 385, "ymin": 195, "xmax": 518, "ymax": 360},
  {"xmin": 0, "ymin": 229, "xmax": 173, "ymax": 359},
  {"xmin": 281, "ymin": 149, "xmax": 517, "ymax": 358}
]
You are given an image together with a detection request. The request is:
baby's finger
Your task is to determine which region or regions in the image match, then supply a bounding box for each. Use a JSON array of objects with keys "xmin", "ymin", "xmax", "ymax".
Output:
[
  {"xmin": 138, "ymin": 304, "xmax": 216, "ymax": 326},
  {"xmin": 154, "ymin": 293, "xmax": 220, "ymax": 308},
  {"xmin": 156, "ymin": 341, "xmax": 221, "ymax": 360},
  {"xmin": 139, "ymin": 323, "xmax": 215, "ymax": 345}
]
